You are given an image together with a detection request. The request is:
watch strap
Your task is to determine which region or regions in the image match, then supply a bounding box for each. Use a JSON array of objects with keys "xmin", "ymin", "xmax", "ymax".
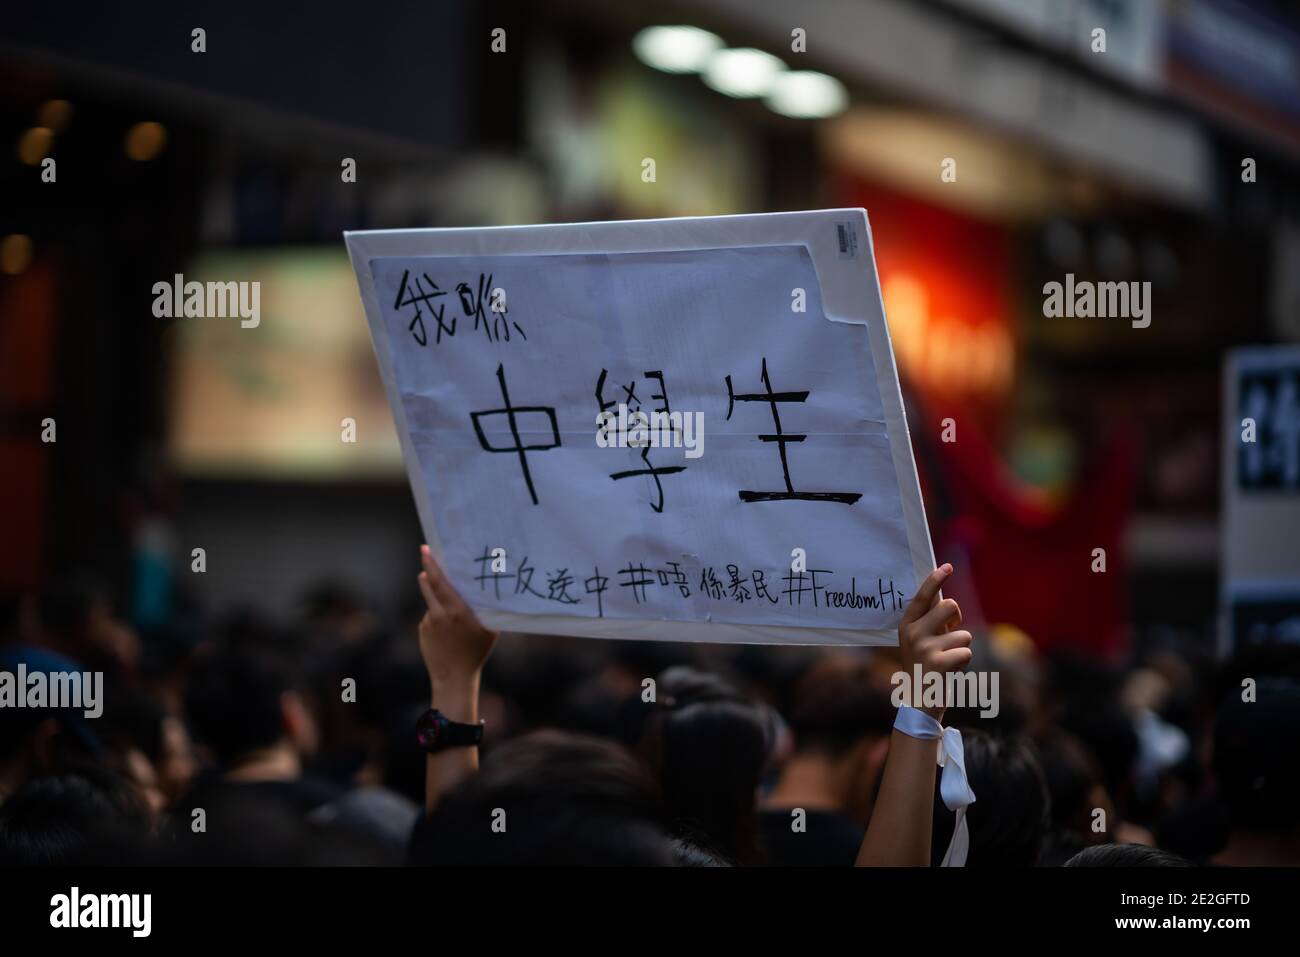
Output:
[{"xmin": 440, "ymin": 715, "xmax": 484, "ymax": 747}]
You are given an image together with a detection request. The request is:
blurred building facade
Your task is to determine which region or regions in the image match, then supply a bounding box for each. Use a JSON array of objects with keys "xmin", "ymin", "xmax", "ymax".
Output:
[{"xmin": 2, "ymin": 0, "xmax": 1298, "ymax": 658}]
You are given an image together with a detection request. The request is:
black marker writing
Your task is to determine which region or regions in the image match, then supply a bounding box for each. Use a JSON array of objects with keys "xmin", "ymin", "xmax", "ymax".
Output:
[
  {"xmin": 725, "ymin": 357, "xmax": 863, "ymax": 505},
  {"xmin": 470, "ymin": 364, "xmax": 561, "ymax": 506}
]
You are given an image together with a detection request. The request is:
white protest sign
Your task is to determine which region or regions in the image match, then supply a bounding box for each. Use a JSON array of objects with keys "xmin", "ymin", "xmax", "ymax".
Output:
[{"xmin": 346, "ymin": 210, "xmax": 934, "ymax": 645}]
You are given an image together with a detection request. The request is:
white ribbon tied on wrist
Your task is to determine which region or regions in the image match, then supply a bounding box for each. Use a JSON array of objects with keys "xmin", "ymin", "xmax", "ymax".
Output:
[{"xmin": 893, "ymin": 706, "xmax": 977, "ymax": 867}]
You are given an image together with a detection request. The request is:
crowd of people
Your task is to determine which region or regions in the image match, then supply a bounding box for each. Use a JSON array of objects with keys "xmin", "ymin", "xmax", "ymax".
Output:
[{"xmin": 1, "ymin": 547, "xmax": 1298, "ymax": 867}]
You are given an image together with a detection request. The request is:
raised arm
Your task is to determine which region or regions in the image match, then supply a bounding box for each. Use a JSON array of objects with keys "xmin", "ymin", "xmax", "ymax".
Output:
[
  {"xmin": 416, "ymin": 545, "xmax": 498, "ymax": 813},
  {"xmin": 855, "ymin": 563, "xmax": 972, "ymax": 866}
]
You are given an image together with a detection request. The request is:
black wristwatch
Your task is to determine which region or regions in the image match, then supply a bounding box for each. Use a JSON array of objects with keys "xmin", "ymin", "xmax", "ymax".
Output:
[{"xmin": 416, "ymin": 708, "xmax": 484, "ymax": 753}]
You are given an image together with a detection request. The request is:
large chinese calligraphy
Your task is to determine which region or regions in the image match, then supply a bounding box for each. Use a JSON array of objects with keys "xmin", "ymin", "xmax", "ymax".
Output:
[{"xmin": 348, "ymin": 212, "xmax": 934, "ymax": 645}]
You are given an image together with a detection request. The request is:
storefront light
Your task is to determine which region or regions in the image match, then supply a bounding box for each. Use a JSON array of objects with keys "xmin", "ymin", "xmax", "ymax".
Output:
[
  {"xmin": 632, "ymin": 26, "xmax": 722, "ymax": 74},
  {"xmin": 766, "ymin": 70, "xmax": 848, "ymax": 119},
  {"xmin": 1, "ymin": 234, "xmax": 33, "ymax": 276},
  {"xmin": 124, "ymin": 122, "xmax": 167, "ymax": 161},
  {"xmin": 16, "ymin": 127, "xmax": 53, "ymax": 165},
  {"xmin": 703, "ymin": 48, "xmax": 786, "ymax": 98},
  {"xmin": 38, "ymin": 100, "xmax": 73, "ymax": 132}
]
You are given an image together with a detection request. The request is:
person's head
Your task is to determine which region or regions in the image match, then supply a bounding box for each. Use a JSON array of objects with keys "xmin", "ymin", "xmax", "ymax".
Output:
[
  {"xmin": 1060, "ymin": 695, "xmax": 1140, "ymax": 814},
  {"xmin": 1034, "ymin": 728, "xmax": 1113, "ymax": 866},
  {"xmin": 0, "ymin": 706, "xmax": 50, "ymax": 799},
  {"xmin": 412, "ymin": 730, "xmax": 673, "ymax": 865},
  {"xmin": 88, "ymin": 683, "xmax": 161, "ymax": 815},
  {"xmin": 165, "ymin": 785, "xmax": 395, "ymax": 865},
  {"xmin": 784, "ymin": 655, "xmax": 896, "ymax": 820},
  {"xmin": 35, "ymin": 577, "xmax": 139, "ymax": 673},
  {"xmin": 185, "ymin": 644, "xmax": 317, "ymax": 769},
  {"xmin": 309, "ymin": 632, "xmax": 426, "ymax": 789},
  {"xmin": 35, "ymin": 577, "xmax": 107, "ymax": 646},
  {"xmin": 670, "ymin": 835, "xmax": 733, "ymax": 866},
  {"xmin": 298, "ymin": 579, "xmax": 378, "ymax": 645},
  {"xmin": 0, "ymin": 766, "xmax": 153, "ymax": 865},
  {"xmin": 1063, "ymin": 843, "xmax": 1191, "ymax": 867},
  {"xmin": 0, "ymin": 647, "xmax": 104, "ymax": 798},
  {"xmin": 931, "ymin": 730, "xmax": 1050, "ymax": 867},
  {"xmin": 1212, "ymin": 677, "xmax": 1300, "ymax": 839},
  {"xmin": 627, "ymin": 666, "xmax": 771, "ymax": 864}
]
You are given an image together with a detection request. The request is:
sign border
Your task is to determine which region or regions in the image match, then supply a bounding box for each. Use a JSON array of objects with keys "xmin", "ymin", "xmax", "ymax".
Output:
[{"xmin": 344, "ymin": 208, "xmax": 934, "ymax": 646}]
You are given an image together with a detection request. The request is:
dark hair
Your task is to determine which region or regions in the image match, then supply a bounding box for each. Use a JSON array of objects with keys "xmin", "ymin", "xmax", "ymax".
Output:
[
  {"xmin": 1036, "ymin": 730, "xmax": 1101, "ymax": 829},
  {"xmin": 1049, "ymin": 656, "xmax": 1139, "ymax": 807},
  {"xmin": 412, "ymin": 730, "xmax": 673, "ymax": 866},
  {"xmin": 931, "ymin": 730, "xmax": 1050, "ymax": 867},
  {"xmin": 671, "ymin": 835, "xmax": 733, "ymax": 866},
  {"xmin": 0, "ymin": 767, "xmax": 152, "ymax": 865},
  {"xmin": 632, "ymin": 667, "xmax": 770, "ymax": 865},
  {"xmin": 165, "ymin": 786, "xmax": 395, "ymax": 866},
  {"xmin": 1063, "ymin": 844, "xmax": 1192, "ymax": 867},
  {"xmin": 1061, "ymin": 699, "xmax": 1139, "ymax": 807},
  {"xmin": 1034, "ymin": 728, "xmax": 1105, "ymax": 865},
  {"xmin": 37, "ymin": 576, "xmax": 106, "ymax": 637},
  {"xmin": 0, "ymin": 696, "xmax": 56, "ymax": 763},
  {"xmin": 98, "ymin": 681, "xmax": 167, "ymax": 763},
  {"xmin": 0, "ymin": 648, "xmax": 105, "ymax": 764},
  {"xmin": 1213, "ymin": 677, "xmax": 1300, "ymax": 833},
  {"xmin": 786, "ymin": 656, "xmax": 895, "ymax": 755},
  {"xmin": 383, "ymin": 700, "xmax": 435, "ymax": 806},
  {"xmin": 186, "ymin": 645, "xmax": 297, "ymax": 765}
]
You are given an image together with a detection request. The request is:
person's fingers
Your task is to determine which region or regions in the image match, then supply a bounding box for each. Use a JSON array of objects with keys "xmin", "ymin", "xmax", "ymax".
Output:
[
  {"xmin": 419, "ymin": 544, "xmax": 439, "ymax": 579},
  {"xmin": 933, "ymin": 629, "xmax": 973, "ymax": 652},
  {"xmin": 420, "ymin": 546, "xmax": 458, "ymax": 605},
  {"xmin": 421, "ymin": 545, "xmax": 476, "ymax": 619},
  {"xmin": 902, "ymin": 564, "xmax": 952, "ymax": 625},
  {"xmin": 917, "ymin": 596, "xmax": 962, "ymax": 636},
  {"xmin": 417, "ymin": 570, "xmax": 445, "ymax": 617},
  {"xmin": 932, "ymin": 647, "xmax": 973, "ymax": 673}
]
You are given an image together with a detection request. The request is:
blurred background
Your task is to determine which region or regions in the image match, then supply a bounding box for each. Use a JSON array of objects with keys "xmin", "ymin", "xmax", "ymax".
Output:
[{"xmin": 1, "ymin": 0, "xmax": 1298, "ymax": 664}]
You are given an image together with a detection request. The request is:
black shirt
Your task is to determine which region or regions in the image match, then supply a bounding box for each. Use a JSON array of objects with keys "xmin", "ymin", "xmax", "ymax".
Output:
[{"xmin": 758, "ymin": 807, "xmax": 865, "ymax": 866}]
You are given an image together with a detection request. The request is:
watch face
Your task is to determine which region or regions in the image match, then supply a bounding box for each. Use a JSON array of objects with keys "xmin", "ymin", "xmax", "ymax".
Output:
[{"xmin": 416, "ymin": 710, "xmax": 443, "ymax": 751}]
